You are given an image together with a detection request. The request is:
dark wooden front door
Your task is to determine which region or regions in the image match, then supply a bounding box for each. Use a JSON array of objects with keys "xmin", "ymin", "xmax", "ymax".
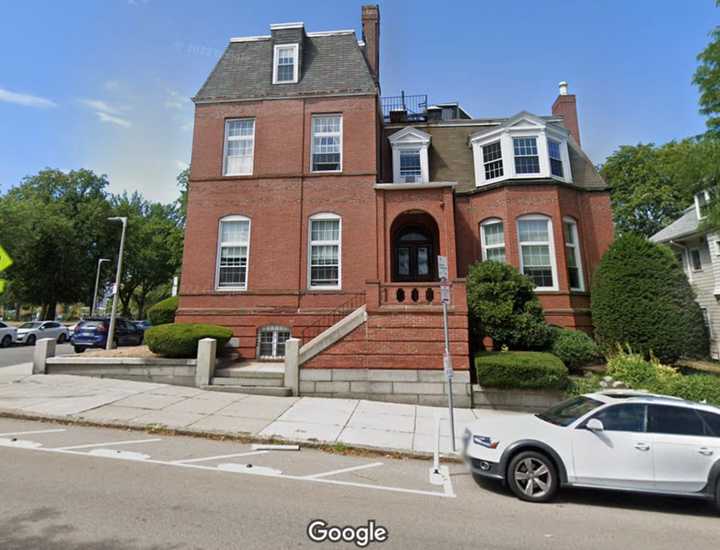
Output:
[{"xmin": 393, "ymin": 227, "xmax": 435, "ymax": 282}]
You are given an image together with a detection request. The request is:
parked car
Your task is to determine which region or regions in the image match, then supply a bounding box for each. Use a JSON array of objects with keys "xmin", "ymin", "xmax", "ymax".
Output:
[
  {"xmin": 132, "ymin": 320, "xmax": 151, "ymax": 332},
  {"xmin": 70, "ymin": 317, "xmax": 144, "ymax": 353},
  {"xmin": 464, "ymin": 391, "xmax": 720, "ymax": 512},
  {"xmin": 15, "ymin": 321, "xmax": 70, "ymax": 346},
  {"xmin": 0, "ymin": 321, "xmax": 17, "ymax": 347}
]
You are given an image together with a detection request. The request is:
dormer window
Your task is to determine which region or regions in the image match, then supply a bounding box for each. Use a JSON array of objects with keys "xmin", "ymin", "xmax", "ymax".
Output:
[
  {"xmin": 471, "ymin": 112, "xmax": 573, "ymax": 187},
  {"xmin": 273, "ymin": 44, "xmax": 299, "ymax": 84},
  {"xmin": 388, "ymin": 127, "xmax": 431, "ymax": 184}
]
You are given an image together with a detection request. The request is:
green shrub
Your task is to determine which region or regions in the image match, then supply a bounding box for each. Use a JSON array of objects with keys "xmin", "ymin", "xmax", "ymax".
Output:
[
  {"xmin": 147, "ymin": 296, "xmax": 178, "ymax": 326},
  {"xmin": 466, "ymin": 261, "xmax": 552, "ymax": 350},
  {"xmin": 566, "ymin": 373, "xmax": 603, "ymax": 396},
  {"xmin": 551, "ymin": 329, "xmax": 599, "ymax": 370},
  {"xmin": 475, "ymin": 351, "xmax": 568, "ymax": 390},
  {"xmin": 145, "ymin": 323, "xmax": 233, "ymax": 358},
  {"xmin": 592, "ymin": 234, "xmax": 708, "ymax": 363},
  {"xmin": 668, "ymin": 375, "xmax": 720, "ymax": 405}
]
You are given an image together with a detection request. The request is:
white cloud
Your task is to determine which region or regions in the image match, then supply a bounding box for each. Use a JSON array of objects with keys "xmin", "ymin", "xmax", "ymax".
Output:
[
  {"xmin": 165, "ymin": 89, "xmax": 189, "ymax": 110},
  {"xmin": 0, "ymin": 86, "xmax": 56, "ymax": 108},
  {"xmin": 103, "ymin": 80, "xmax": 121, "ymax": 91},
  {"xmin": 96, "ymin": 111, "xmax": 132, "ymax": 128},
  {"xmin": 80, "ymin": 98, "xmax": 123, "ymax": 115}
]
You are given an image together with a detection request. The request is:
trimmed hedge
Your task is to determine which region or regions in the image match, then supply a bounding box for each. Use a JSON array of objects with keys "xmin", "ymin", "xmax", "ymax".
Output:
[
  {"xmin": 466, "ymin": 261, "xmax": 552, "ymax": 350},
  {"xmin": 145, "ymin": 323, "xmax": 233, "ymax": 358},
  {"xmin": 551, "ymin": 329, "xmax": 599, "ymax": 371},
  {"xmin": 475, "ymin": 351, "xmax": 569, "ymax": 390},
  {"xmin": 147, "ymin": 296, "xmax": 178, "ymax": 326},
  {"xmin": 592, "ymin": 234, "xmax": 708, "ymax": 363}
]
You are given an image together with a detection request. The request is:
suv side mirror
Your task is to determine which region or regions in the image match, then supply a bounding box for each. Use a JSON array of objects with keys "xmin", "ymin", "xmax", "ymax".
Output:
[{"xmin": 586, "ymin": 418, "xmax": 604, "ymax": 432}]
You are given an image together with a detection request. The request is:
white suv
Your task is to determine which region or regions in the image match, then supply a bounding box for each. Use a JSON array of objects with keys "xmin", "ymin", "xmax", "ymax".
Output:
[{"xmin": 464, "ymin": 391, "xmax": 720, "ymax": 511}]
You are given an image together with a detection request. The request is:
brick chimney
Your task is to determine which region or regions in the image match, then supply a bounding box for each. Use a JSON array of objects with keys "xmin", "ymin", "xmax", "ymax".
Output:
[
  {"xmin": 361, "ymin": 5, "xmax": 380, "ymax": 83},
  {"xmin": 551, "ymin": 81, "xmax": 581, "ymax": 146}
]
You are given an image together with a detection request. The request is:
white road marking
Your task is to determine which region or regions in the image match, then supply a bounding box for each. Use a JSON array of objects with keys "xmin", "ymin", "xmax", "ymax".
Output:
[
  {"xmin": 52, "ymin": 438, "xmax": 162, "ymax": 451},
  {"xmin": 0, "ymin": 428, "xmax": 66, "ymax": 437},
  {"xmin": 3, "ymin": 433, "xmax": 454, "ymax": 499},
  {"xmin": 172, "ymin": 450, "xmax": 268, "ymax": 464},
  {"xmin": 0, "ymin": 437, "xmax": 43, "ymax": 449},
  {"xmin": 304, "ymin": 462, "xmax": 384, "ymax": 479},
  {"xmin": 218, "ymin": 463, "xmax": 282, "ymax": 475},
  {"xmin": 251, "ymin": 444, "xmax": 299, "ymax": 451},
  {"xmin": 89, "ymin": 449, "xmax": 149, "ymax": 461}
]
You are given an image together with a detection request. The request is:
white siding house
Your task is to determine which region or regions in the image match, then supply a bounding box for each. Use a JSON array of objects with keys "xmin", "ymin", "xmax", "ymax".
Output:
[{"xmin": 651, "ymin": 199, "xmax": 720, "ymax": 359}]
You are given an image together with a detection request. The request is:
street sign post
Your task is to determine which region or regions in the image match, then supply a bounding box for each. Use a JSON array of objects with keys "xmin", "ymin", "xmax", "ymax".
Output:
[{"xmin": 437, "ymin": 255, "xmax": 456, "ymax": 452}]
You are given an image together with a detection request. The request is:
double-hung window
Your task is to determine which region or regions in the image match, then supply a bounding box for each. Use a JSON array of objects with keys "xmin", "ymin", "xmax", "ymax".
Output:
[
  {"xmin": 223, "ymin": 119, "xmax": 255, "ymax": 176},
  {"xmin": 482, "ymin": 141, "xmax": 504, "ymax": 180},
  {"xmin": 311, "ymin": 115, "xmax": 342, "ymax": 172},
  {"xmin": 216, "ymin": 216, "xmax": 251, "ymax": 290},
  {"xmin": 273, "ymin": 44, "xmax": 299, "ymax": 84},
  {"xmin": 563, "ymin": 218, "xmax": 584, "ymax": 291},
  {"xmin": 480, "ymin": 219, "xmax": 506, "ymax": 262},
  {"xmin": 548, "ymin": 139, "xmax": 564, "ymax": 178},
  {"xmin": 690, "ymin": 248, "xmax": 703, "ymax": 271},
  {"xmin": 517, "ymin": 216, "xmax": 557, "ymax": 290},
  {"xmin": 513, "ymin": 137, "xmax": 540, "ymax": 174},
  {"xmin": 308, "ymin": 214, "xmax": 341, "ymax": 289},
  {"xmin": 399, "ymin": 148, "xmax": 422, "ymax": 182}
]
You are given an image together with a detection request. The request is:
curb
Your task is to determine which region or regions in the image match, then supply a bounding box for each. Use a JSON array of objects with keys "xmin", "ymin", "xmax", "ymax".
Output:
[{"xmin": 0, "ymin": 409, "xmax": 464, "ymax": 464}]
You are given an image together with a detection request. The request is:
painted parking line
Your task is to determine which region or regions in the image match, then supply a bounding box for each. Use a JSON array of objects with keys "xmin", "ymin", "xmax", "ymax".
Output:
[
  {"xmin": 0, "ymin": 428, "xmax": 66, "ymax": 437},
  {"xmin": 52, "ymin": 438, "xmax": 163, "ymax": 451},
  {"xmin": 172, "ymin": 450, "xmax": 269, "ymax": 464},
  {"xmin": 305, "ymin": 462, "xmax": 384, "ymax": 479}
]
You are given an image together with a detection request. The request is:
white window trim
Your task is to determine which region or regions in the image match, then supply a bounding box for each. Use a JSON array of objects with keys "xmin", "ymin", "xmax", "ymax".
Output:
[
  {"xmin": 310, "ymin": 114, "xmax": 343, "ymax": 173},
  {"xmin": 516, "ymin": 214, "xmax": 559, "ymax": 292},
  {"xmin": 223, "ymin": 118, "xmax": 255, "ymax": 176},
  {"xmin": 307, "ymin": 212, "xmax": 342, "ymax": 290},
  {"xmin": 690, "ymin": 247, "xmax": 703, "ymax": 272},
  {"xmin": 480, "ymin": 218, "xmax": 506, "ymax": 262},
  {"xmin": 563, "ymin": 217, "xmax": 585, "ymax": 292},
  {"xmin": 215, "ymin": 215, "xmax": 251, "ymax": 291},
  {"xmin": 388, "ymin": 127, "xmax": 431, "ymax": 183},
  {"xmin": 471, "ymin": 116, "xmax": 572, "ymax": 187},
  {"xmin": 695, "ymin": 190, "xmax": 713, "ymax": 220},
  {"xmin": 272, "ymin": 43, "xmax": 299, "ymax": 84},
  {"xmin": 256, "ymin": 325, "xmax": 291, "ymax": 359}
]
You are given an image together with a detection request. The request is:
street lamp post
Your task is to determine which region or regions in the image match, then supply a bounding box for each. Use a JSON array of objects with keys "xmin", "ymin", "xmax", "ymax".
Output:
[
  {"xmin": 106, "ymin": 217, "xmax": 128, "ymax": 350},
  {"xmin": 91, "ymin": 258, "xmax": 110, "ymax": 316}
]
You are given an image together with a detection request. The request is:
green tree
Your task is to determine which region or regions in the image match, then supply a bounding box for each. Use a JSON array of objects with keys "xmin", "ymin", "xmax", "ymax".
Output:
[
  {"xmin": 0, "ymin": 169, "xmax": 114, "ymax": 319},
  {"xmin": 592, "ymin": 234, "xmax": 708, "ymax": 363},
  {"xmin": 694, "ymin": 2, "xmax": 720, "ymax": 134},
  {"xmin": 110, "ymin": 192, "xmax": 184, "ymax": 319},
  {"xmin": 176, "ymin": 166, "xmax": 190, "ymax": 226},
  {"xmin": 466, "ymin": 261, "xmax": 552, "ymax": 351}
]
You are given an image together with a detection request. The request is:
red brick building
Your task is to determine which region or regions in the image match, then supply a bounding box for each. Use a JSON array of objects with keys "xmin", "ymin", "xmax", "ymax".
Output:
[{"xmin": 178, "ymin": 6, "xmax": 613, "ymax": 404}]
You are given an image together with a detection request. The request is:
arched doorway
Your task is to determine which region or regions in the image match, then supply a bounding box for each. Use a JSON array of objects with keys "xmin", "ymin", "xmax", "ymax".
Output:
[{"xmin": 391, "ymin": 212, "xmax": 440, "ymax": 282}]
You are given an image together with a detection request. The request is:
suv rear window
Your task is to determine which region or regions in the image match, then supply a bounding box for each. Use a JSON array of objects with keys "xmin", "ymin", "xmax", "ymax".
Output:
[
  {"xmin": 648, "ymin": 405, "xmax": 706, "ymax": 436},
  {"xmin": 78, "ymin": 321, "xmax": 107, "ymax": 329}
]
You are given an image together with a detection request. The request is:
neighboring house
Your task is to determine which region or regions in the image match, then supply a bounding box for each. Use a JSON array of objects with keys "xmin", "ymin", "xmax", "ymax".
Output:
[
  {"xmin": 651, "ymin": 191, "xmax": 719, "ymax": 359},
  {"xmin": 178, "ymin": 5, "xmax": 614, "ymax": 403}
]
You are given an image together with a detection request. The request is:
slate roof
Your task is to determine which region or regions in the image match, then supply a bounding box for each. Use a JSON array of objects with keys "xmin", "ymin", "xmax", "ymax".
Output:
[
  {"xmin": 650, "ymin": 206, "xmax": 700, "ymax": 243},
  {"xmin": 194, "ymin": 32, "xmax": 377, "ymax": 103}
]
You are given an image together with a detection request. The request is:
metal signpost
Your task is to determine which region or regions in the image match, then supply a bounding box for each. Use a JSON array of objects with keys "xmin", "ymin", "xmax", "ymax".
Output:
[
  {"xmin": 91, "ymin": 258, "xmax": 110, "ymax": 316},
  {"xmin": 437, "ymin": 256, "xmax": 456, "ymax": 452}
]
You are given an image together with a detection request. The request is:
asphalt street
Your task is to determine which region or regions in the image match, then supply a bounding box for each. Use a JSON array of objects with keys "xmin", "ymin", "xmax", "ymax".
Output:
[
  {"xmin": 1, "ymin": 417, "xmax": 719, "ymax": 550},
  {"xmin": 0, "ymin": 343, "xmax": 74, "ymax": 368}
]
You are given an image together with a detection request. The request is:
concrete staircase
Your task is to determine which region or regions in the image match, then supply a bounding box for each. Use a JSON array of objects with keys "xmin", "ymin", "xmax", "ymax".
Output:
[{"xmin": 205, "ymin": 361, "xmax": 291, "ymax": 396}]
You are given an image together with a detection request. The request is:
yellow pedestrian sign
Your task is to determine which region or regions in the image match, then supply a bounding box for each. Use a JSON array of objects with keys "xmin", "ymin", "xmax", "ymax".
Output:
[{"xmin": 0, "ymin": 245, "xmax": 13, "ymax": 294}]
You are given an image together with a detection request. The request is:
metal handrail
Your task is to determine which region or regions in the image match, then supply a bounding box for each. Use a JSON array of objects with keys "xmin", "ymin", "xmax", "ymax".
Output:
[{"xmin": 300, "ymin": 293, "xmax": 366, "ymax": 344}]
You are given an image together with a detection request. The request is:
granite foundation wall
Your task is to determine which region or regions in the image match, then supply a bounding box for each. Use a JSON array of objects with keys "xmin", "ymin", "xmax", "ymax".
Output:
[{"xmin": 45, "ymin": 357, "xmax": 198, "ymax": 387}]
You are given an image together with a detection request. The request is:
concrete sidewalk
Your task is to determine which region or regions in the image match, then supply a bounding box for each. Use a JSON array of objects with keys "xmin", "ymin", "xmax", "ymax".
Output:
[{"xmin": 0, "ymin": 364, "xmax": 518, "ymax": 455}]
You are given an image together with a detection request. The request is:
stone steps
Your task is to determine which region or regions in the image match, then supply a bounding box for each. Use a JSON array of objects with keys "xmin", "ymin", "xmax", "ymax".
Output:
[
  {"xmin": 209, "ymin": 361, "xmax": 289, "ymax": 396},
  {"xmin": 210, "ymin": 375, "xmax": 284, "ymax": 388},
  {"xmin": 201, "ymin": 384, "xmax": 292, "ymax": 397}
]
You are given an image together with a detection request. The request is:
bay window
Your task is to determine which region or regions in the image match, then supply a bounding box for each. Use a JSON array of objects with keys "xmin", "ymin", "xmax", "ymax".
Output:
[
  {"xmin": 517, "ymin": 215, "xmax": 558, "ymax": 291},
  {"xmin": 563, "ymin": 218, "xmax": 584, "ymax": 291},
  {"xmin": 513, "ymin": 137, "xmax": 540, "ymax": 174},
  {"xmin": 482, "ymin": 141, "xmax": 504, "ymax": 181},
  {"xmin": 548, "ymin": 139, "xmax": 564, "ymax": 178},
  {"xmin": 480, "ymin": 219, "xmax": 506, "ymax": 262},
  {"xmin": 216, "ymin": 216, "xmax": 251, "ymax": 290},
  {"xmin": 308, "ymin": 213, "xmax": 341, "ymax": 289}
]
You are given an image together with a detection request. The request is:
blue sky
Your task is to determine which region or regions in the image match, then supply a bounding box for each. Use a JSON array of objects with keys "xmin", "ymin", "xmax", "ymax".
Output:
[{"xmin": 0, "ymin": 0, "xmax": 716, "ymax": 203}]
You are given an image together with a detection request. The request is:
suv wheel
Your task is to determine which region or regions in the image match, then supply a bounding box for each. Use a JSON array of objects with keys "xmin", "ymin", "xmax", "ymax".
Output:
[
  {"xmin": 57, "ymin": 333, "xmax": 66, "ymax": 344},
  {"xmin": 26, "ymin": 335, "xmax": 36, "ymax": 346},
  {"xmin": 1, "ymin": 335, "xmax": 11, "ymax": 348},
  {"xmin": 507, "ymin": 451, "xmax": 558, "ymax": 503},
  {"xmin": 715, "ymin": 479, "xmax": 720, "ymax": 514},
  {"xmin": 73, "ymin": 346, "xmax": 86, "ymax": 354}
]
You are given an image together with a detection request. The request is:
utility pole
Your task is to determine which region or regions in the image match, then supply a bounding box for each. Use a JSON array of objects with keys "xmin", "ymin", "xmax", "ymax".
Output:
[
  {"xmin": 437, "ymin": 256, "xmax": 456, "ymax": 452},
  {"xmin": 91, "ymin": 258, "xmax": 110, "ymax": 316},
  {"xmin": 106, "ymin": 217, "xmax": 127, "ymax": 350}
]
